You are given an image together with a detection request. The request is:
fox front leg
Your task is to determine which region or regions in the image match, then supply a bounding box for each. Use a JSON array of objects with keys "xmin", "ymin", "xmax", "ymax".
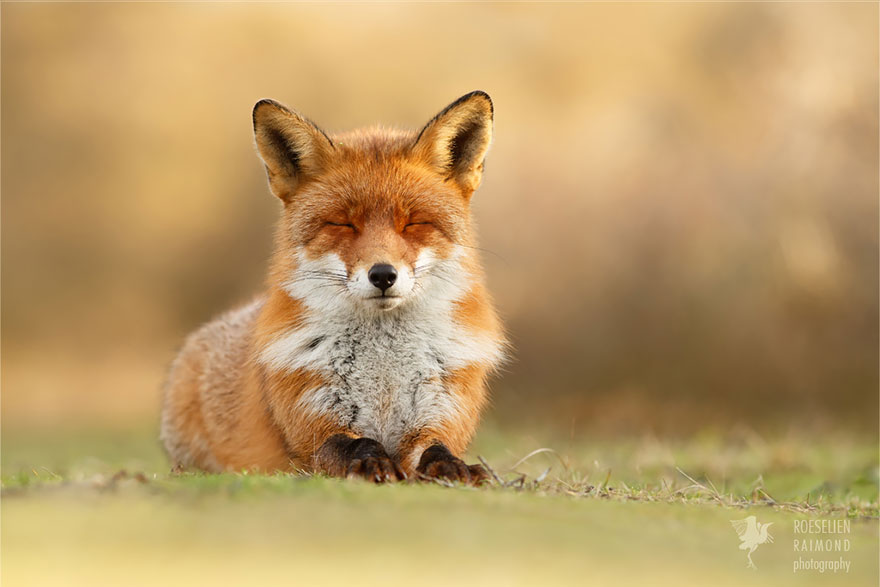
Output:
[{"xmin": 313, "ymin": 434, "xmax": 406, "ymax": 483}]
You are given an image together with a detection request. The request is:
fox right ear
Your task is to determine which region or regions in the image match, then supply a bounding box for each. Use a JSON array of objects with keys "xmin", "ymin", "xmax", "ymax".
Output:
[
  {"xmin": 253, "ymin": 99, "xmax": 334, "ymax": 201},
  {"xmin": 412, "ymin": 91, "xmax": 494, "ymax": 195}
]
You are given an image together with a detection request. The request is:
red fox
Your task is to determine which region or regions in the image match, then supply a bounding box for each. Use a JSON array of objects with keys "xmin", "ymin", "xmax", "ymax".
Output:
[{"xmin": 160, "ymin": 91, "xmax": 505, "ymax": 484}]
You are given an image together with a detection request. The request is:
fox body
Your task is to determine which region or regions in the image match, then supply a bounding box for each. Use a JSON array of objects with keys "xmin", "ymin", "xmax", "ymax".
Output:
[{"xmin": 160, "ymin": 92, "xmax": 504, "ymax": 483}]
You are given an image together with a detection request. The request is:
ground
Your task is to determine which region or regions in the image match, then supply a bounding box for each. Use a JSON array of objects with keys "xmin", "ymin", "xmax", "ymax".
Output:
[{"xmin": 1, "ymin": 422, "xmax": 877, "ymax": 586}]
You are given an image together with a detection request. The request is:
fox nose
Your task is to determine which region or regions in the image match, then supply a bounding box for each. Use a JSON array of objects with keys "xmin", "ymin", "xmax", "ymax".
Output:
[{"xmin": 368, "ymin": 264, "xmax": 398, "ymax": 293}]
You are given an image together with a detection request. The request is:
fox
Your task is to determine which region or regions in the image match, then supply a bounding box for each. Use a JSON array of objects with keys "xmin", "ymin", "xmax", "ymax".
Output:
[{"xmin": 160, "ymin": 91, "xmax": 505, "ymax": 484}]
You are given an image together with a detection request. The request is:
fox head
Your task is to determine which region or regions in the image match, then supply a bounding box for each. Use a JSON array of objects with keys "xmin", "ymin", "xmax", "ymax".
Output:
[{"xmin": 253, "ymin": 91, "xmax": 493, "ymax": 314}]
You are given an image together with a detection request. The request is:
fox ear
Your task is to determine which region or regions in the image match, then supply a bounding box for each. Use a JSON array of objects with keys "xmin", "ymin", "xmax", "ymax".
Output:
[
  {"xmin": 413, "ymin": 91, "xmax": 494, "ymax": 194},
  {"xmin": 253, "ymin": 99, "xmax": 334, "ymax": 201}
]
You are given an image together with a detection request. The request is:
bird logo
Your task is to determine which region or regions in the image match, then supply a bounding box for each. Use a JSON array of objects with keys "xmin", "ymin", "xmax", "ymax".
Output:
[{"xmin": 730, "ymin": 515, "xmax": 774, "ymax": 569}]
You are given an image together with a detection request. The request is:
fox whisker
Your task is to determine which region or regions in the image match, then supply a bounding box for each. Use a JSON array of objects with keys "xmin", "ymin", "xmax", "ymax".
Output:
[
  {"xmin": 296, "ymin": 270, "xmax": 348, "ymax": 280},
  {"xmin": 453, "ymin": 241, "xmax": 508, "ymax": 265}
]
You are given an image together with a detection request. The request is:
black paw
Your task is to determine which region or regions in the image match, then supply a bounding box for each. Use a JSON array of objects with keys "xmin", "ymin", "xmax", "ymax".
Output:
[
  {"xmin": 416, "ymin": 444, "xmax": 489, "ymax": 486},
  {"xmin": 315, "ymin": 435, "xmax": 406, "ymax": 483}
]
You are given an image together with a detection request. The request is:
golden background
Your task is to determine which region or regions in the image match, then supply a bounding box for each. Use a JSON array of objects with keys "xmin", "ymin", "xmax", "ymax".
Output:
[{"xmin": 2, "ymin": 2, "xmax": 877, "ymax": 439}]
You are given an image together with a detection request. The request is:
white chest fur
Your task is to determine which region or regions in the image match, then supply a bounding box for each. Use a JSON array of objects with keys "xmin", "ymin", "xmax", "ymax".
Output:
[{"xmin": 258, "ymin": 249, "xmax": 502, "ymax": 454}]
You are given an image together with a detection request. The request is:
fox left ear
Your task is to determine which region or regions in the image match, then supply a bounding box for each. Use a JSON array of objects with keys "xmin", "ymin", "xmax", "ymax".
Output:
[
  {"xmin": 413, "ymin": 91, "xmax": 494, "ymax": 194},
  {"xmin": 253, "ymin": 99, "xmax": 334, "ymax": 202}
]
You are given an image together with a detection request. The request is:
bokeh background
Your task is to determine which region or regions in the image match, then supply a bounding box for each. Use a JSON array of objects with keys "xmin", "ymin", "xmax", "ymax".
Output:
[{"xmin": 2, "ymin": 2, "xmax": 878, "ymax": 444}]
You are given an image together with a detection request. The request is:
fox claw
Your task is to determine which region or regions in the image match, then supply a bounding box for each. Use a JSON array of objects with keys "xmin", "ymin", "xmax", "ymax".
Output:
[{"xmin": 346, "ymin": 455, "xmax": 406, "ymax": 483}]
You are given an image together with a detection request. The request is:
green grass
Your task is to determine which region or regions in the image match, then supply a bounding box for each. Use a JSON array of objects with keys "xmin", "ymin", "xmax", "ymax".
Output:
[{"xmin": 2, "ymin": 423, "xmax": 878, "ymax": 586}]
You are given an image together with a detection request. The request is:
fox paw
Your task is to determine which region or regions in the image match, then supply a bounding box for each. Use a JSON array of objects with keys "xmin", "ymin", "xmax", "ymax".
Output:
[
  {"xmin": 346, "ymin": 455, "xmax": 406, "ymax": 484},
  {"xmin": 416, "ymin": 444, "xmax": 489, "ymax": 486},
  {"xmin": 316, "ymin": 435, "xmax": 406, "ymax": 483}
]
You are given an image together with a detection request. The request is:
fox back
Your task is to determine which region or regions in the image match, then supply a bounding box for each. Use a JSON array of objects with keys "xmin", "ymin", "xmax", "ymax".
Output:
[{"xmin": 161, "ymin": 92, "xmax": 504, "ymax": 483}]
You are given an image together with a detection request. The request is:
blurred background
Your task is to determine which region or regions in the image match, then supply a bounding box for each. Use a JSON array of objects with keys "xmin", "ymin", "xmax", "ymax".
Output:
[{"xmin": 2, "ymin": 2, "xmax": 877, "ymax": 444}]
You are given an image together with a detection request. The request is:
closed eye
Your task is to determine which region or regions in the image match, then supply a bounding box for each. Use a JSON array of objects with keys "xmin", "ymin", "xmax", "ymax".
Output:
[
  {"xmin": 326, "ymin": 222, "xmax": 356, "ymax": 230},
  {"xmin": 404, "ymin": 221, "xmax": 432, "ymax": 230}
]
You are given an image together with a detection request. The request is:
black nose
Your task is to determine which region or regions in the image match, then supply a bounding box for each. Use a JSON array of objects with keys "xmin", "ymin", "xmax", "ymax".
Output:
[{"xmin": 368, "ymin": 264, "xmax": 398, "ymax": 293}]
